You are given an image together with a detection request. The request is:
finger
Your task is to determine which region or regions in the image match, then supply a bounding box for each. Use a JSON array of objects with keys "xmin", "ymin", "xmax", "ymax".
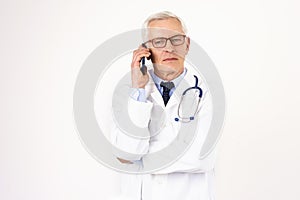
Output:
[
  {"xmin": 132, "ymin": 49, "xmax": 150, "ymax": 62},
  {"xmin": 132, "ymin": 53, "xmax": 150, "ymax": 68},
  {"xmin": 134, "ymin": 51, "xmax": 151, "ymax": 60},
  {"xmin": 132, "ymin": 52, "xmax": 151, "ymax": 68},
  {"xmin": 133, "ymin": 48, "xmax": 150, "ymax": 56}
]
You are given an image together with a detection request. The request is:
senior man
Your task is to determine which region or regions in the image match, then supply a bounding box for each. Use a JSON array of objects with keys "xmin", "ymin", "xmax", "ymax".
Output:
[{"xmin": 111, "ymin": 11, "xmax": 217, "ymax": 200}]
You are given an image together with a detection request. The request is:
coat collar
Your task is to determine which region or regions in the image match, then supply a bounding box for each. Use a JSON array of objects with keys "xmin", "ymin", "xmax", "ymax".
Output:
[{"xmin": 146, "ymin": 68, "xmax": 201, "ymax": 108}]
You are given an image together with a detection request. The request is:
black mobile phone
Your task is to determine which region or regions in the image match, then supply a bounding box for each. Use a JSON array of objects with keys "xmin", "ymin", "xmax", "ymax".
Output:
[
  {"xmin": 140, "ymin": 57, "xmax": 147, "ymax": 75},
  {"xmin": 140, "ymin": 43, "xmax": 148, "ymax": 75}
]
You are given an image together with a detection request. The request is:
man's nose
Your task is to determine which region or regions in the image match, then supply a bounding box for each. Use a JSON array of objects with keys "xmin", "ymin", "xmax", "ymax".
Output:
[{"xmin": 163, "ymin": 39, "xmax": 175, "ymax": 52}]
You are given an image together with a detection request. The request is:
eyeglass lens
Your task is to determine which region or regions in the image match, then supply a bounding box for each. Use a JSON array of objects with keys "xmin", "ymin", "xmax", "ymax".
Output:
[{"xmin": 152, "ymin": 35, "xmax": 185, "ymax": 48}]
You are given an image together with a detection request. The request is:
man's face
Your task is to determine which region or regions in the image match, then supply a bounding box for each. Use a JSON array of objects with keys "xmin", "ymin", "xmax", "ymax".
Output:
[{"xmin": 146, "ymin": 18, "xmax": 190, "ymax": 77}]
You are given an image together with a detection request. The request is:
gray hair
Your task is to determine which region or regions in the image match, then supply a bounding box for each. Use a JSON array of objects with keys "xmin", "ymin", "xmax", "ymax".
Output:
[{"xmin": 142, "ymin": 11, "xmax": 188, "ymax": 41}]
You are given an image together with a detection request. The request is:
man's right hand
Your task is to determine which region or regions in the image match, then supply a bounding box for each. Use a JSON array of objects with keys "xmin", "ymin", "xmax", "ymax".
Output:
[
  {"xmin": 131, "ymin": 46, "xmax": 151, "ymax": 88},
  {"xmin": 117, "ymin": 157, "xmax": 133, "ymax": 164}
]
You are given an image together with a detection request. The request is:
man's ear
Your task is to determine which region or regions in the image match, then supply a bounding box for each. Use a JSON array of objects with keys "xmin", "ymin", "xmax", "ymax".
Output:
[{"xmin": 185, "ymin": 36, "xmax": 190, "ymax": 54}]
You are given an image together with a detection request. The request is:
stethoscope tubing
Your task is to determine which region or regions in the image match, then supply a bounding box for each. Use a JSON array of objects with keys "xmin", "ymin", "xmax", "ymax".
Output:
[{"xmin": 175, "ymin": 75, "xmax": 203, "ymax": 122}]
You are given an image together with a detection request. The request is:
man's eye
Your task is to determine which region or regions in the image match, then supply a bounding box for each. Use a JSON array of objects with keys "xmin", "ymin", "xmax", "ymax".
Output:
[
  {"xmin": 154, "ymin": 40, "xmax": 164, "ymax": 45},
  {"xmin": 172, "ymin": 38, "xmax": 183, "ymax": 43}
]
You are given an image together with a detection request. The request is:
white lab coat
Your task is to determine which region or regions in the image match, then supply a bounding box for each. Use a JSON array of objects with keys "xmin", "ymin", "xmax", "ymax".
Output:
[{"xmin": 110, "ymin": 67, "xmax": 216, "ymax": 200}]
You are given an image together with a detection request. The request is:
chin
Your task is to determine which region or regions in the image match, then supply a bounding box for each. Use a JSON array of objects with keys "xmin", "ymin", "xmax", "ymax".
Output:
[
  {"xmin": 155, "ymin": 62, "xmax": 183, "ymax": 72},
  {"xmin": 166, "ymin": 64, "xmax": 182, "ymax": 72}
]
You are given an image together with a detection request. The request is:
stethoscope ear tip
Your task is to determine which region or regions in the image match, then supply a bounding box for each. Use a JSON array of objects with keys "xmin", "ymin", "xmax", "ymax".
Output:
[{"xmin": 175, "ymin": 118, "xmax": 179, "ymax": 122}]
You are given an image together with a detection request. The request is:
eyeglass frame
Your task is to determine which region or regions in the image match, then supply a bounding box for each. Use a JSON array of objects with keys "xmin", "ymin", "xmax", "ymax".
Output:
[{"xmin": 143, "ymin": 34, "xmax": 187, "ymax": 48}]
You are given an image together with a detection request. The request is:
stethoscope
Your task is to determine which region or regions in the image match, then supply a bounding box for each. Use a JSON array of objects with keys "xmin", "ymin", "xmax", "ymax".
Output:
[{"xmin": 175, "ymin": 75, "xmax": 203, "ymax": 123}]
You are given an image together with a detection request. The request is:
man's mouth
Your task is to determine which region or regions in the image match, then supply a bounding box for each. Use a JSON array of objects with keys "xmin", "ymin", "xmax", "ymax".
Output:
[{"xmin": 163, "ymin": 58, "xmax": 178, "ymax": 61}]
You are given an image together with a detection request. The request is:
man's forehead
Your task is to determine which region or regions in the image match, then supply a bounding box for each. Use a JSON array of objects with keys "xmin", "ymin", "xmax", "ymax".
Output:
[{"xmin": 147, "ymin": 28, "xmax": 184, "ymax": 39}]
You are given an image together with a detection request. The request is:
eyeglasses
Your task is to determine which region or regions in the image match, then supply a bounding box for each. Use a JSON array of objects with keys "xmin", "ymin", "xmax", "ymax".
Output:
[{"xmin": 144, "ymin": 34, "xmax": 186, "ymax": 48}]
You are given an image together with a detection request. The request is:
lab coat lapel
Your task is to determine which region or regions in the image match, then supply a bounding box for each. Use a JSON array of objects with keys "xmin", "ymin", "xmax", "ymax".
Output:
[
  {"xmin": 147, "ymin": 77, "xmax": 165, "ymax": 107},
  {"xmin": 166, "ymin": 70, "xmax": 198, "ymax": 108},
  {"xmin": 165, "ymin": 91, "xmax": 178, "ymax": 108},
  {"xmin": 149, "ymin": 83, "xmax": 178, "ymax": 108}
]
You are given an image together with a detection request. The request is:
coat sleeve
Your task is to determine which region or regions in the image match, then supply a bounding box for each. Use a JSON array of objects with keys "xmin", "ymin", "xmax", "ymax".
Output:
[
  {"xmin": 110, "ymin": 93, "xmax": 153, "ymax": 162},
  {"xmin": 151, "ymin": 85, "xmax": 217, "ymax": 174}
]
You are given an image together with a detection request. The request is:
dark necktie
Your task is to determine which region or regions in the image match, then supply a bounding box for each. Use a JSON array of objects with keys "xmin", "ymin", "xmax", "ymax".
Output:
[{"xmin": 160, "ymin": 81, "xmax": 175, "ymax": 106}]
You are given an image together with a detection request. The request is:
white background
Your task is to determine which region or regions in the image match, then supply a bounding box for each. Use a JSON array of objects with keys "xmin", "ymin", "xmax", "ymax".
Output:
[{"xmin": 1, "ymin": 0, "xmax": 300, "ymax": 199}]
